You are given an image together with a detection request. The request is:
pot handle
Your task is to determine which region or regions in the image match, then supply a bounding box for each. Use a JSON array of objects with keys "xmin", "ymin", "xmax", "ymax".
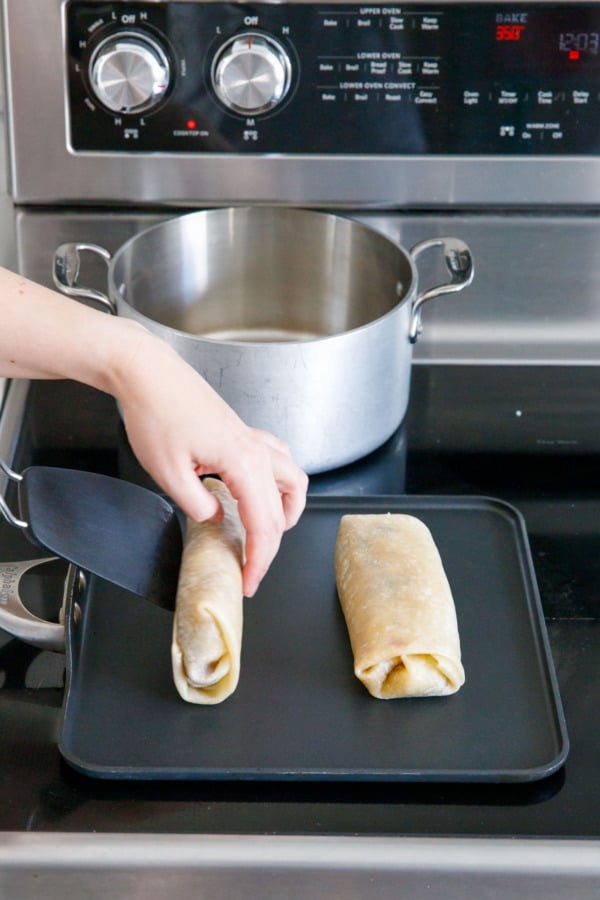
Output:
[
  {"xmin": 53, "ymin": 242, "xmax": 116, "ymax": 314},
  {"xmin": 408, "ymin": 237, "xmax": 474, "ymax": 343},
  {"xmin": 0, "ymin": 557, "xmax": 82, "ymax": 652}
]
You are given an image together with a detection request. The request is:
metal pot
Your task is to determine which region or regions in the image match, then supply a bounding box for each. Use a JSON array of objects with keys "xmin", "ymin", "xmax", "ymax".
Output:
[{"xmin": 53, "ymin": 208, "xmax": 473, "ymax": 473}]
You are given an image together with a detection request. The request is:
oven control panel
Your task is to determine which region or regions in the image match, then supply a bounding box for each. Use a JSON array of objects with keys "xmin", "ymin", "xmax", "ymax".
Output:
[{"xmin": 66, "ymin": 1, "xmax": 600, "ymax": 154}]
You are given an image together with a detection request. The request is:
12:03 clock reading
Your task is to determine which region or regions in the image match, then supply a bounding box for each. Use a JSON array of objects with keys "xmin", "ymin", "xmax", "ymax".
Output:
[{"xmin": 559, "ymin": 31, "xmax": 600, "ymax": 55}]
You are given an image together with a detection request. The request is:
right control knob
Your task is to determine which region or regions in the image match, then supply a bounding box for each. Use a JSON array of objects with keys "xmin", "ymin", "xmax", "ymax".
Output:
[{"xmin": 211, "ymin": 32, "xmax": 292, "ymax": 115}]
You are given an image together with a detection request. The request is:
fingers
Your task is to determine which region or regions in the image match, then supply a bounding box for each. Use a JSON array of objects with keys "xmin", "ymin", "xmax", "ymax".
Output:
[
  {"xmin": 156, "ymin": 463, "xmax": 223, "ymax": 524},
  {"xmin": 117, "ymin": 340, "xmax": 307, "ymax": 597},
  {"xmin": 279, "ymin": 478, "xmax": 308, "ymax": 530},
  {"xmin": 242, "ymin": 532, "xmax": 279, "ymax": 599},
  {"xmin": 219, "ymin": 432, "xmax": 308, "ymax": 598},
  {"xmin": 248, "ymin": 428, "xmax": 309, "ymax": 530},
  {"xmin": 223, "ymin": 457, "xmax": 288, "ymax": 598},
  {"xmin": 127, "ymin": 409, "xmax": 307, "ymax": 597}
]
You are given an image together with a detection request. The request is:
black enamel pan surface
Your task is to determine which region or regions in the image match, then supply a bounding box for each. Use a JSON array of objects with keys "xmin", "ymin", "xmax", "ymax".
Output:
[{"xmin": 57, "ymin": 495, "xmax": 569, "ymax": 783}]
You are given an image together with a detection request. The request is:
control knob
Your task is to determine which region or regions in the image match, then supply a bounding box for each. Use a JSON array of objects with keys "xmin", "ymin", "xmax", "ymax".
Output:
[
  {"xmin": 89, "ymin": 33, "xmax": 170, "ymax": 114},
  {"xmin": 212, "ymin": 33, "xmax": 292, "ymax": 115}
]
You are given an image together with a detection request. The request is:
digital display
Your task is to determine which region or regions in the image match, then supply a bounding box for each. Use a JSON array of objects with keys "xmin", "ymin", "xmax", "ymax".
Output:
[
  {"xmin": 492, "ymin": 8, "xmax": 600, "ymax": 70},
  {"xmin": 559, "ymin": 31, "xmax": 600, "ymax": 56},
  {"xmin": 496, "ymin": 24, "xmax": 526, "ymax": 41}
]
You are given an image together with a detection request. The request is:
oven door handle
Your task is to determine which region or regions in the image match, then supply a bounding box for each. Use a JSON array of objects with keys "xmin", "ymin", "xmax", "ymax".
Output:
[
  {"xmin": 408, "ymin": 237, "xmax": 474, "ymax": 343},
  {"xmin": 53, "ymin": 243, "xmax": 116, "ymax": 313}
]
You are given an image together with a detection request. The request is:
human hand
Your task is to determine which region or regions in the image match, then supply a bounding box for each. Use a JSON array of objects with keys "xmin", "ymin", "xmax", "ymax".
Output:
[
  {"xmin": 0, "ymin": 271, "xmax": 305, "ymax": 593},
  {"xmin": 113, "ymin": 330, "xmax": 308, "ymax": 597}
]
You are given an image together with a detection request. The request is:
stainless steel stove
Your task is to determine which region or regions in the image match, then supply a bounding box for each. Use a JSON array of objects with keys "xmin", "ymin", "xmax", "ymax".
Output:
[{"xmin": 1, "ymin": 2, "xmax": 600, "ymax": 897}]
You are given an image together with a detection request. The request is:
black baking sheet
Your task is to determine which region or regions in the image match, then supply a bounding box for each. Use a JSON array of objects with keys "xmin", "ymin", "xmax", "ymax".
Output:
[{"xmin": 59, "ymin": 495, "xmax": 569, "ymax": 782}]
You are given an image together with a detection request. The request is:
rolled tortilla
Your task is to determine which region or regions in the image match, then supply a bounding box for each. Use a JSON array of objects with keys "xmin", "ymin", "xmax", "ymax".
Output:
[
  {"xmin": 171, "ymin": 478, "xmax": 245, "ymax": 704},
  {"xmin": 334, "ymin": 513, "xmax": 465, "ymax": 699}
]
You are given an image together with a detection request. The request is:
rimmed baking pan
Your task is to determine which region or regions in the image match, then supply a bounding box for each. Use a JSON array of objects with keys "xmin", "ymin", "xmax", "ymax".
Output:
[{"xmin": 58, "ymin": 495, "xmax": 569, "ymax": 782}]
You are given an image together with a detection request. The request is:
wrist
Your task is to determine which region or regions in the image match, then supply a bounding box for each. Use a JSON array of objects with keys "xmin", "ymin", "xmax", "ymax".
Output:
[{"xmin": 93, "ymin": 317, "xmax": 160, "ymax": 401}]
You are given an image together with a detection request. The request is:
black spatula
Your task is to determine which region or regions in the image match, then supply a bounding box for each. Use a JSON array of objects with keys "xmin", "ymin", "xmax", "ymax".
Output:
[{"xmin": 0, "ymin": 461, "xmax": 182, "ymax": 609}]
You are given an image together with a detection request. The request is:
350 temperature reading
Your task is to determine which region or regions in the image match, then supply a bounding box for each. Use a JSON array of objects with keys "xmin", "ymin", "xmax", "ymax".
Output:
[{"xmin": 496, "ymin": 24, "xmax": 525, "ymax": 40}]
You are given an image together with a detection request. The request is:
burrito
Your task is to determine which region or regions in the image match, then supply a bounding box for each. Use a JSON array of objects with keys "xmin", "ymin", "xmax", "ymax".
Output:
[
  {"xmin": 334, "ymin": 513, "xmax": 465, "ymax": 699},
  {"xmin": 171, "ymin": 478, "xmax": 245, "ymax": 704}
]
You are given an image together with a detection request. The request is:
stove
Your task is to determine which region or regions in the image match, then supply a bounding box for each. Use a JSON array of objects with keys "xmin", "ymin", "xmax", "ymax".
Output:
[{"xmin": 1, "ymin": 1, "xmax": 600, "ymax": 896}]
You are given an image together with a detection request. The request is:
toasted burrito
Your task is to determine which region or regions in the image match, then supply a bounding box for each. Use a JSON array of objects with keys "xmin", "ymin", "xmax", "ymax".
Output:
[
  {"xmin": 334, "ymin": 513, "xmax": 465, "ymax": 699},
  {"xmin": 171, "ymin": 478, "xmax": 245, "ymax": 704}
]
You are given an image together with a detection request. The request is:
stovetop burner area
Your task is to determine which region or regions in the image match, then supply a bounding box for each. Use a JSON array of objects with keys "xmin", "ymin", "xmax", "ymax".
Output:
[{"xmin": 1, "ymin": 364, "xmax": 598, "ymax": 837}]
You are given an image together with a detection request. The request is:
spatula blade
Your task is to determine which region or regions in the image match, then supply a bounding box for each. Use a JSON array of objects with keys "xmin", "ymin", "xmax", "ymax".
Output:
[{"xmin": 19, "ymin": 467, "xmax": 182, "ymax": 608}]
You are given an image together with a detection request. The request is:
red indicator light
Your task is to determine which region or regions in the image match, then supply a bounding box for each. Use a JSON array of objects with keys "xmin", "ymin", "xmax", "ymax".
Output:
[
  {"xmin": 569, "ymin": 50, "xmax": 580, "ymax": 60},
  {"xmin": 186, "ymin": 119, "xmax": 197, "ymax": 130}
]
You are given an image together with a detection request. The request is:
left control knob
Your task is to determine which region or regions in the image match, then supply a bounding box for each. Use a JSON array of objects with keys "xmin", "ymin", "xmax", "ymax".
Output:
[{"xmin": 89, "ymin": 34, "xmax": 171, "ymax": 114}]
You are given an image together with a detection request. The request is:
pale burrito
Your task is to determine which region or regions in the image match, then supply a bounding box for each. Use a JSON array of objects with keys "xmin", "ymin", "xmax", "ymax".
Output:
[
  {"xmin": 334, "ymin": 513, "xmax": 465, "ymax": 699},
  {"xmin": 171, "ymin": 478, "xmax": 245, "ymax": 704}
]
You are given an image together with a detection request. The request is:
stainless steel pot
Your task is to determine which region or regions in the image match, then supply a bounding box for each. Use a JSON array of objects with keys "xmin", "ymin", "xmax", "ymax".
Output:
[{"xmin": 53, "ymin": 208, "xmax": 473, "ymax": 473}]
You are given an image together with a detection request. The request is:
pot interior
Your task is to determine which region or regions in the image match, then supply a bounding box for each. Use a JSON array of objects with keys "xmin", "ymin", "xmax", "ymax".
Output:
[{"xmin": 112, "ymin": 208, "xmax": 413, "ymax": 342}]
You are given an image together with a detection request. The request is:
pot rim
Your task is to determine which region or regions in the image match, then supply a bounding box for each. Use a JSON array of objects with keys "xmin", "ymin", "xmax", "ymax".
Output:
[{"xmin": 107, "ymin": 206, "xmax": 418, "ymax": 348}]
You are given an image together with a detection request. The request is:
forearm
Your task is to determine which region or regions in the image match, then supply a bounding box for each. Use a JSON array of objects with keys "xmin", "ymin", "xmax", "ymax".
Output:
[
  {"xmin": 0, "ymin": 266, "xmax": 308, "ymax": 598},
  {"xmin": 0, "ymin": 266, "xmax": 147, "ymax": 389}
]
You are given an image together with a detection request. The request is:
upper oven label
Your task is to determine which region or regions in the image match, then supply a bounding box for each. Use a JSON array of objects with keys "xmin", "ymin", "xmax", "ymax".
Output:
[{"xmin": 66, "ymin": 2, "xmax": 600, "ymax": 155}]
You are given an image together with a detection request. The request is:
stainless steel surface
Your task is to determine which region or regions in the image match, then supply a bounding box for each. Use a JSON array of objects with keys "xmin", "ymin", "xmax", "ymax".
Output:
[
  {"xmin": 0, "ymin": 90, "xmax": 14, "ymax": 407},
  {"xmin": 14, "ymin": 206, "xmax": 600, "ymax": 366},
  {"xmin": 0, "ymin": 380, "xmax": 28, "ymax": 476},
  {"xmin": 212, "ymin": 33, "xmax": 292, "ymax": 115},
  {"xmin": 89, "ymin": 33, "xmax": 171, "ymax": 114},
  {"xmin": 407, "ymin": 237, "xmax": 474, "ymax": 341},
  {"xmin": 0, "ymin": 557, "xmax": 67, "ymax": 651},
  {"xmin": 52, "ymin": 208, "xmax": 472, "ymax": 472},
  {"xmin": 0, "ymin": 455, "xmax": 26, "ymax": 528},
  {"xmin": 3, "ymin": 0, "xmax": 600, "ymax": 208},
  {"xmin": 1, "ymin": 834, "xmax": 599, "ymax": 899}
]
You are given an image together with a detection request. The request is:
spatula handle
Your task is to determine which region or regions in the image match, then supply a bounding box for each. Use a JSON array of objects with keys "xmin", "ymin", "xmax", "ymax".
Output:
[{"xmin": 0, "ymin": 459, "xmax": 27, "ymax": 528}]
